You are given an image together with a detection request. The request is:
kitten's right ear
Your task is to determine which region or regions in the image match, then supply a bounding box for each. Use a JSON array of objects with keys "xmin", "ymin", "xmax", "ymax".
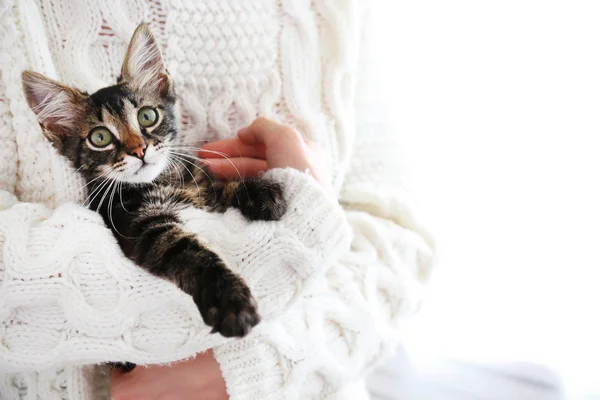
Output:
[
  {"xmin": 21, "ymin": 70, "xmax": 86, "ymax": 145},
  {"xmin": 121, "ymin": 24, "xmax": 171, "ymax": 95}
]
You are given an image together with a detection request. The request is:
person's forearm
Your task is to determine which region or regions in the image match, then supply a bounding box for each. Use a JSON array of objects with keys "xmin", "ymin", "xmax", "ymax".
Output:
[
  {"xmin": 214, "ymin": 212, "xmax": 433, "ymax": 400},
  {"xmin": 110, "ymin": 350, "xmax": 228, "ymax": 400}
]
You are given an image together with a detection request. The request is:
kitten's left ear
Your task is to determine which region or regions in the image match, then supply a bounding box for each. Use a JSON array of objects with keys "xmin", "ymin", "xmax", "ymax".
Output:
[
  {"xmin": 121, "ymin": 23, "xmax": 171, "ymax": 95},
  {"xmin": 22, "ymin": 70, "xmax": 86, "ymax": 146}
]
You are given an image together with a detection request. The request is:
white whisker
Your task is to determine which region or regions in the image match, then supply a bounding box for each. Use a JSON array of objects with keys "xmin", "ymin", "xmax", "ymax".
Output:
[
  {"xmin": 96, "ymin": 176, "xmax": 117, "ymax": 213},
  {"xmin": 169, "ymin": 155, "xmax": 205, "ymax": 197},
  {"xmin": 82, "ymin": 173, "xmax": 114, "ymax": 207}
]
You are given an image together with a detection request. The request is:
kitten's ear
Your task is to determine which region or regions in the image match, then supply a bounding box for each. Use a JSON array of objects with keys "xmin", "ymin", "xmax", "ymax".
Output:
[
  {"xmin": 21, "ymin": 70, "xmax": 86, "ymax": 145},
  {"xmin": 121, "ymin": 23, "xmax": 171, "ymax": 95}
]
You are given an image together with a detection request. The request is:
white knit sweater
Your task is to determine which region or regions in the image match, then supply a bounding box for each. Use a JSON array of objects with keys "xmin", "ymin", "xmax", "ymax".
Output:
[{"xmin": 0, "ymin": 1, "xmax": 434, "ymax": 399}]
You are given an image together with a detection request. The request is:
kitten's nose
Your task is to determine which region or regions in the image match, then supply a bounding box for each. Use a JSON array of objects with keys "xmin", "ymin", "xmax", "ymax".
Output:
[{"xmin": 129, "ymin": 144, "xmax": 147, "ymax": 159}]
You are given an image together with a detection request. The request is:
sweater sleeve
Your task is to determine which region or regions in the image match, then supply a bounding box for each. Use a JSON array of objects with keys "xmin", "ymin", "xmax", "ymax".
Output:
[
  {"xmin": 0, "ymin": 68, "xmax": 98, "ymax": 399},
  {"xmin": 212, "ymin": 5, "xmax": 435, "ymax": 399}
]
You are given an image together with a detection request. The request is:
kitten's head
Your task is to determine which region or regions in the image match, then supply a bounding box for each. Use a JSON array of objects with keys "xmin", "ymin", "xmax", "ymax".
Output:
[{"xmin": 22, "ymin": 24, "xmax": 176, "ymax": 184}]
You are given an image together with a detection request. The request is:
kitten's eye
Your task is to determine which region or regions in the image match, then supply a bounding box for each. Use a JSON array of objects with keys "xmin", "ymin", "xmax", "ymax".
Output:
[
  {"xmin": 88, "ymin": 127, "xmax": 113, "ymax": 148},
  {"xmin": 138, "ymin": 107, "xmax": 158, "ymax": 127}
]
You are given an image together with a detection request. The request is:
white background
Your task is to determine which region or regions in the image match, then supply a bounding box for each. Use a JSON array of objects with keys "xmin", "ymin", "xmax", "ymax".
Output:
[{"xmin": 370, "ymin": 1, "xmax": 600, "ymax": 397}]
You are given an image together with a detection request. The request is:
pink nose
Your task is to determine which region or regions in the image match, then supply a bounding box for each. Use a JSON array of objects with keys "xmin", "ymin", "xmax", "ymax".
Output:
[{"xmin": 129, "ymin": 144, "xmax": 147, "ymax": 159}]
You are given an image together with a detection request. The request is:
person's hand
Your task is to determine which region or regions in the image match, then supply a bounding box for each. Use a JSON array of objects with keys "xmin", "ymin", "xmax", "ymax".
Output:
[
  {"xmin": 110, "ymin": 350, "xmax": 228, "ymax": 400},
  {"xmin": 199, "ymin": 117, "xmax": 331, "ymax": 190}
]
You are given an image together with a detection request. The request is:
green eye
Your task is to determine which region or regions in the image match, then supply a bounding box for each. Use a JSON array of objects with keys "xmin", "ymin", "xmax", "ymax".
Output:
[
  {"xmin": 88, "ymin": 127, "xmax": 113, "ymax": 148},
  {"xmin": 138, "ymin": 107, "xmax": 158, "ymax": 127}
]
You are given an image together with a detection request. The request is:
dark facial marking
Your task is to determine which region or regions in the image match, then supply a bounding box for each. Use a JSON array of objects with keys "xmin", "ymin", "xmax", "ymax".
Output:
[{"xmin": 90, "ymin": 84, "xmax": 129, "ymax": 118}]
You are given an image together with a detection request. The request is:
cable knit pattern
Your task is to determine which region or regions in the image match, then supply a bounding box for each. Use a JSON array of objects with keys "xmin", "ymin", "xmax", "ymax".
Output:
[
  {"xmin": 0, "ymin": 79, "xmax": 16, "ymax": 197},
  {"xmin": 0, "ymin": 0, "xmax": 434, "ymax": 399},
  {"xmin": 167, "ymin": 0, "xmax": 282, "ymax": 145}
]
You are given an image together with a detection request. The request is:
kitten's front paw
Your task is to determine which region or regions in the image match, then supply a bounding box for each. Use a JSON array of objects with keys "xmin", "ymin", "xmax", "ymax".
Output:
[
  {"xmin": 232, "ymin": 179, "xmax": 287, "ymax": 221},
  {"xmin": 194, "ymin": 268, "xmax": 260, "ymax": 337}
]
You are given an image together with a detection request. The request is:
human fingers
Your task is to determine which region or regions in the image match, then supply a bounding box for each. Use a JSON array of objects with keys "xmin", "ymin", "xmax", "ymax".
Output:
[
  {"xmin": 110, "ymin": 351, "xmax": 227, "ymax": 400},
  {"xmin": 237, "ymin": 117, "xmax": 303, "ymax": 147},
  {"xmin": 199, "ymin": 138, "xmax": 266, "ymax": 159},
  {"xmin": 206, "ymin": 157, "xmax": 268, "ymax": 180},
  {"xmin": 110, "ymin": 366, "xmax": 155, "ymax": 400}
]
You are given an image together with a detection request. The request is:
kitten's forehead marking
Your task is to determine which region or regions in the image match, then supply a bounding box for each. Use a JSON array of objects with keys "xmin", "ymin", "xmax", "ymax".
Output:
[
  {"xmin": 120, "ymin": 100, "xmax": 146, "ymax": 151},
  {"xmin": 124, "ymin": 100, "xmax": 141, "ymax": 136},
  {"xmin": 90, "ymin": 84, "xmax": 129, "ymax": 116}
]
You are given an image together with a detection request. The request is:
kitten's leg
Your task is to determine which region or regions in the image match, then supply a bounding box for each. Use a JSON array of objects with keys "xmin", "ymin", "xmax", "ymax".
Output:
[
  {"xmin": 211, "ymin": 179, "xmax": 288, "ymax": 221},
  {"xmin": 182, "ymin": 162, "xmax": 287, "ymax": 221},
  {"xmin": 129, "ymin": 210, "xmax": 260, "ymax": 337}
]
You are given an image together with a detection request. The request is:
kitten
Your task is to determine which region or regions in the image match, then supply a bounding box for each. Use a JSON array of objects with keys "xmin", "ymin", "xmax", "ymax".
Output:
[{"xmin": 21, "ymin": 24, "xmax": 287, "ymax": 339}]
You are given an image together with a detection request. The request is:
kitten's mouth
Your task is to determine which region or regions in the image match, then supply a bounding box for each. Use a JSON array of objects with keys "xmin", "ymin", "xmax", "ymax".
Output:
[
  {"xmin": 123, "ymin": 156, "xmax": 166, "ymax": 183},
  {"xmin": 133, "ymin": 163, "xmax": 152, "ymax": 175}
]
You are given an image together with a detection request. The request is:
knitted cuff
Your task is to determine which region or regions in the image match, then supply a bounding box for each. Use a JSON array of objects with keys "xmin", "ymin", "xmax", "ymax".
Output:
[
  {"xmin": 0, "ymin": 366, "xmax": 95, "ymax": 400},
  {"xmin": 263, "ymin": 167, "xmax": 351, "ymax": 278},
  {"xmin": 213, "ymin": 336, "xmax": 287, "ymax": 400},
  {"xmin": 236, "ymin": 167, "xmax": 351, "ymax": 319}
]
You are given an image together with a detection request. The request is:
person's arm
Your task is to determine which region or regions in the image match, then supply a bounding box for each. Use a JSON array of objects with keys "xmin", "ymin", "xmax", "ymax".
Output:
[
  {"xmin": 212, "ymin": 138, "xmax": 433, "ymax": 400},
  {"xmin": 206, "ymin": 10, "xmax": 434, "ymax": 400},
  {"xmin": 163, "ymin": 107, "xmax": 431, "ymax": 399}
]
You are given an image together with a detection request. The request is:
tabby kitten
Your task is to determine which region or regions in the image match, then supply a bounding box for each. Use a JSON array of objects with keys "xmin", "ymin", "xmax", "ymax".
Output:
[{"xmin": 21, "ymin": 24, "xmax": 287, "ymax": 338}]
